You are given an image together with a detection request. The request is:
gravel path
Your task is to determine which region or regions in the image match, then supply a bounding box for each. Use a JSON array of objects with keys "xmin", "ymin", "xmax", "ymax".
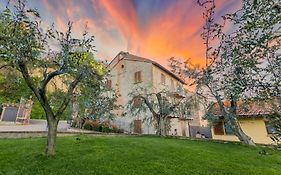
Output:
[{"xmin": 0, "ymin": 119, "xmax": 70, "ymax": 132}]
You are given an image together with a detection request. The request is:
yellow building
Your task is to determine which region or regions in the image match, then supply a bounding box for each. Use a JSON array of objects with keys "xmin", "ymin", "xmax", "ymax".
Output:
[{"xmin": 211, "ymin": 100, "xmax": 278, "ymax": 145}]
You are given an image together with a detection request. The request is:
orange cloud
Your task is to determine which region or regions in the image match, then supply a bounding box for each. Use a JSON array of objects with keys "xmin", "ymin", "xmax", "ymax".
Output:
[
  {"xmin": 97, "ymin": 0, "xmax": 141, "ymax": 53},
  {"xmin": 96, "ymin": 0, "xmax": 206, "ymax": 66},
  {"xmin": 40, "ymin": 0, "xmax": 241, "ymax": 67}
]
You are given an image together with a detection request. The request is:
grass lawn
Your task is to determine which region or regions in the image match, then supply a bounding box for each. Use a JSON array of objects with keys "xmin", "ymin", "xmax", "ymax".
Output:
[{"xmin": 0, "ymin": 136, "xmax": 281, "ymax": 175}]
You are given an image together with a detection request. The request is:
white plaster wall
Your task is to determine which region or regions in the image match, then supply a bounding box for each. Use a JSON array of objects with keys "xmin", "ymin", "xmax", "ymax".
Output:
[
  {"xmin": 109, "ymin": 57, "xmax": 188, "ymax": 135},
  {"xmin": 151, "ymin": 65, "xmax": 183, "ymax": 92},
  {"xmin": 169, "ymin": 118, "xmax": 189, "ymax": 137}
]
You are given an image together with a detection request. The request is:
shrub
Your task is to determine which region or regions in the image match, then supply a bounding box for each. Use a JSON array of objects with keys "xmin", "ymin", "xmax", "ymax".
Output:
[
  {"xmin": 71, "ymin": 120, "xmax": 77, "ymax": 128},
  {"xmin": 31, "ymin": 99, "xmax": 45, "ymax": 119},
  {"xmin": 112, "ymin": 124, "xmax": 119, "ymax": 133},
  {"xmin": 91, "ymin": 121, "xmax": 101, "ymax": 132},
  {"xmin": 83, "ymin": 120, "xmax": 93, "ymax": 130},
  {"xmin": 82, "ymin": 119, "xmax": 124, "ymax": 133}
]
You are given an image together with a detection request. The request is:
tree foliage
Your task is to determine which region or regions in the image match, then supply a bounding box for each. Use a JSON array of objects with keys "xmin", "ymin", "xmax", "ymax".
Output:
[
  {"xmin": 125, "ymin": 86, "xmax": 194, "ymax": 136},
  {"xmin": 0, "ymin": 0, "xmax": 106, "ymax": 155},
  {"xmin": 71, "ymin": 79, "xmax": 121, "ymax": 128},
  {"xmin": 170, "ymin": 0, "xmax": 281, "ymax": 145}
]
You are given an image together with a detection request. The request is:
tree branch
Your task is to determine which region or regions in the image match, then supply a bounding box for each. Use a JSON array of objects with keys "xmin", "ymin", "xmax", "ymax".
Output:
[
  {"xmin": 55, "ymin": 72, "xmax": 84, "ymax": 118},
  {"xmin": 40, "ymin": 69, "xmax": 64, "ymax": 92},
  {"xmin": 18, "ymin": 60, "xmax": 56, "ymax": 119},
  {"xmin": 0, "ymin": 64, "xmax": 11, "ymax": 70},
  {"xmin": 136, "ymin": 95, "xmax": 158, "ymax": 117}
]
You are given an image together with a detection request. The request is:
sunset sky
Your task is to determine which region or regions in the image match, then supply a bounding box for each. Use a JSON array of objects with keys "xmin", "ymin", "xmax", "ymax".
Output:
[{"xmin": 1, "ymin": 0, "xmax": 241, "ymax": 66}]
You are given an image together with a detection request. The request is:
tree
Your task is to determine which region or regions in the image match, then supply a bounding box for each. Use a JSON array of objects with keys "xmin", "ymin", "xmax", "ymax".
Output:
[
  {"xmin": 126, "ymin": 86, "xmax": 194, "ymax": 136},
  {"xmin": 252, "ymin": 1, "xmax": 281, "ymax": 142},
  {"xmin": 71, "ymin": 80, "xmax": 121, "ymax": 128},
  {"xmin": 0, "ymin": 68, "xmax": 32, "ymax": 103},
  {"xmin": 170, "ymin": 0, "xmax": 281, "ymax": 146},
  {"xmin": 0, "ymin": 1, "xmax": 106, "ymax": 155}
]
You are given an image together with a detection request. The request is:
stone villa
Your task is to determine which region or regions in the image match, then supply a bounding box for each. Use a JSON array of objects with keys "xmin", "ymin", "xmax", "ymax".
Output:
[{"xmin": 107, "ymin": 51, "xmax": 203, "ymax": 136}]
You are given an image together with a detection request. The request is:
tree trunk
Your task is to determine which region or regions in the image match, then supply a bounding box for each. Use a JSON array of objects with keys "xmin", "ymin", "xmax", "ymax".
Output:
[
  {"xmin": 155, "ymin": 115, "xmax": 161, "ymax": 136},
  {"xmin": 159, "ymin": 117, "xmax": 166, "ymax": 136},
  {"xmin": 229, "ymin": 98, "xmax": 256, "ymax": 146},
  {"xmin": 163, "ymin": 117, "xmax": 170, "ymax": 136},
  {"xmin": 46, "ymin": 119, "xmax": 58, "ymax": 156},
  {"xmin": 230, "ymin": 117, "xmax": 256, "ymax": 146}
]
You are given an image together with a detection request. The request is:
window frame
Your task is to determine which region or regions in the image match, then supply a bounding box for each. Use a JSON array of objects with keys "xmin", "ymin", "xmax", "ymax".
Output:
[
  {"xmin": 106, "ymin": 80, "xmax": 112, "ymax": 89},
  {"xmin": 265, "ymin": 121, "xmax": 275, "ymax": 135},
  {"xmin": 134, "ymin": 71, "xmax": 142, "ymax": 84},
  {"xmin": 161, "ymin": 73, "xmax": 166, "ymax": 85},
  {"xmin": 213, "ymin": 120, "xmax": 225, "ymax": 135},
  {"xmin": 171, "ymin": 79, "xmax": 175, "ymax": 90}
]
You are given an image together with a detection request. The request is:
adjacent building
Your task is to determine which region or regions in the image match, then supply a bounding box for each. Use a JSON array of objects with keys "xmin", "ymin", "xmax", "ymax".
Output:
[{"xmin": 211, "ymin": 100, "xmax": 279, "ymax": 145}]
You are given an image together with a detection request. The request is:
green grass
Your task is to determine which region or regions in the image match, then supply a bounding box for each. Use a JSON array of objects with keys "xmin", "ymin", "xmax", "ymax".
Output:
[{"xmin": 0, "ymin": 136, "xmax": 281, "ymax": 175}]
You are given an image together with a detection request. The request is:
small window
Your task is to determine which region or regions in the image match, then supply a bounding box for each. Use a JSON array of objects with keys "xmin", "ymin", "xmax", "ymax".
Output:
[
  {"xmin": 106, "ymin": 80, "xmax": 112, "ymax": 89},
  {"xmin": 265, "ymin": 121, "xmax": 275, "ymax": 134},
  {"xmin": 171, "ymin": 79, "xmax": 175, "ymax": 90},
  {"xmin": 161, "ymin": 74, "xmax": 166, "ymax": 85},
  {"xmin": 134, "ymin": 71, "xmax": 142, "ymax": 83},
  {"xmin": 213, "ymin": 121, "xmax": 224, "ymax": 135},
  {"xmin": 133, "ymin": 97, "xmax": 142, "ymax": 107}
]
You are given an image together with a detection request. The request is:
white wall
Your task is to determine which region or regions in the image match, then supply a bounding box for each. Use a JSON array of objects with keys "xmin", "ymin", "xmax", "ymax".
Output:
[{"xmin": 108, "ymin": 55, "xmax": 188, "ymax": 135}]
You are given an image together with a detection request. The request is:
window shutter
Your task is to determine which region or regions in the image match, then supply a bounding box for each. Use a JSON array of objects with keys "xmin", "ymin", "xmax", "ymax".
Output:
[
  {"xmin": 138, "ymin": 71, "xmax": 142, "ymax": 82},
  {"xmin": 134, "ymin": 71, "xmax": 142, "ymax": 83},
  {"xmin": 106, "ymin": 80, "xmax": 112, "ymax": 89},
  {"xmin": 161, "ymin": 74, "xmax": 165, "ymax": 85},
  {"xmin": 214, "ymin": 121, "xmax": 224, "ymax": 135},
  {"xmin": 134, "ymin": 72, "xmax": 138, "ymax": 83}
]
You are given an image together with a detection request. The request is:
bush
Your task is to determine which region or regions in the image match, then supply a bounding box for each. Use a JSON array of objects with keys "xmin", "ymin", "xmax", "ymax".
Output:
[
  {"xmin": 90, "ymin": 121, "xmax": 101, "ymax": 131},
  {"xmin": 83, "ymin": 120, "xmax": 93, "ymax": 130},
  {"xmin": 112, "ymin": 124, "xmax": 119, "ymax": 133},
  {"xmin": 31, "ymin": 99, "xmax": 45, "ymax": 119},
  {"xmin": 101, "ymin": 121, "xmax": 111, "ymax": 133},
  {"xmin": 82, "ymin": 119, "xmax": 124, "ymax": 133},
  {"xmin": 71, "ymin": 120, "xmax": 77, "ymax": 128}
]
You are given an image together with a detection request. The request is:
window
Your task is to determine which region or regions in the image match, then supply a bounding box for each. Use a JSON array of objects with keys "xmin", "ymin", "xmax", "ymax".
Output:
[
  {"xmin": 213, "ymin": 121, "xmax": 224, "ymax": 135},
  {"xmin": 171, "ymin": 79, "xmax": 175, "ymax": 90},
  {"xmin": 265, "ymin": 121, "xmax": 275, "ymax": 134},
  {"xmin": 106, "ymin": 80, "xmax": 112, "ymax": 89},
  {"xmin": 134, "ymin": 71, "xmax": 142, "ymax": 83},
  {"xmin": 133, "ymin": 97, "xmax": 142, "ymax": 107},
  {"xmin": 161, "ymin": 73, "xmax": 166, "ymax": 85}
]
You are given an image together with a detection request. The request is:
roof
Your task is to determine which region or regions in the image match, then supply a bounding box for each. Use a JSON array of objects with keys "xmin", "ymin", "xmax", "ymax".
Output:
[
  {"xmin": 108, "ymin": 51, "xmax": 185, "ymax": 84},
  {"xmin": 210, "ymin": 98, "xmax": 281, "ymax": 118}
]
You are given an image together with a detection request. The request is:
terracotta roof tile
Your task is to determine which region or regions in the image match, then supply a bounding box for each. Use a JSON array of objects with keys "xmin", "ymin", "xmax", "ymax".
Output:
[{"xmin": 211, "ymin": 98, "xmax": 281, "ymax": 118}]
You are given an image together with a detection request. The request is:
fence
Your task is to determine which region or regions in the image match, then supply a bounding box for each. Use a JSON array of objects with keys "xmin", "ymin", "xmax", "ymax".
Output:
[{"xmin": 189, "ymin": 126, "xmax": 212, "ymax": 138}]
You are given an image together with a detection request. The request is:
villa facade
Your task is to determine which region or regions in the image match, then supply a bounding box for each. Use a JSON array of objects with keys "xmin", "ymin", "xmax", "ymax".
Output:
[{"xmin": 107, "ymin": 51, "xmax": 193, "ymax": 136}]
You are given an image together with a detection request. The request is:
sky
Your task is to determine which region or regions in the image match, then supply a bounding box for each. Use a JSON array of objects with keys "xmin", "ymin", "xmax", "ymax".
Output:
[{"xmin": 1, "ymin": 0, "xmax": 241, "ymax": 67}]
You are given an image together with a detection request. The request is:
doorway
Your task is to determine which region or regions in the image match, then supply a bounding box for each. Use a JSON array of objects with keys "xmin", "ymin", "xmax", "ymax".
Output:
[{"xmin": 134, "ymin": 120, "xmax": 142, "ymax": 134}]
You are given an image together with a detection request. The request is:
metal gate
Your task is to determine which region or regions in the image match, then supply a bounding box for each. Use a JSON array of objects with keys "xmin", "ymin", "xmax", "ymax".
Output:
[{"xmin": 1, "ymin": 106, "xmax": 18, "ymax": 122}]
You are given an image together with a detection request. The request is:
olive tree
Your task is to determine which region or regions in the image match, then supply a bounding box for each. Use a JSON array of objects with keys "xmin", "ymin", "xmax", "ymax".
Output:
[
  {"xmin": 126, "ymin": 86, "xmax": 194, "ymax": 136},
  {"xmin": 0, "ymin": 1, "xmax": 106, "ymax": 155},
  {"xmin": 72, "ymin": 81, "xmax": 121, "ymax": 128},
  {"xmin": 170, "ymin": 0, "xmax": 281, "ymax": 146}
]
